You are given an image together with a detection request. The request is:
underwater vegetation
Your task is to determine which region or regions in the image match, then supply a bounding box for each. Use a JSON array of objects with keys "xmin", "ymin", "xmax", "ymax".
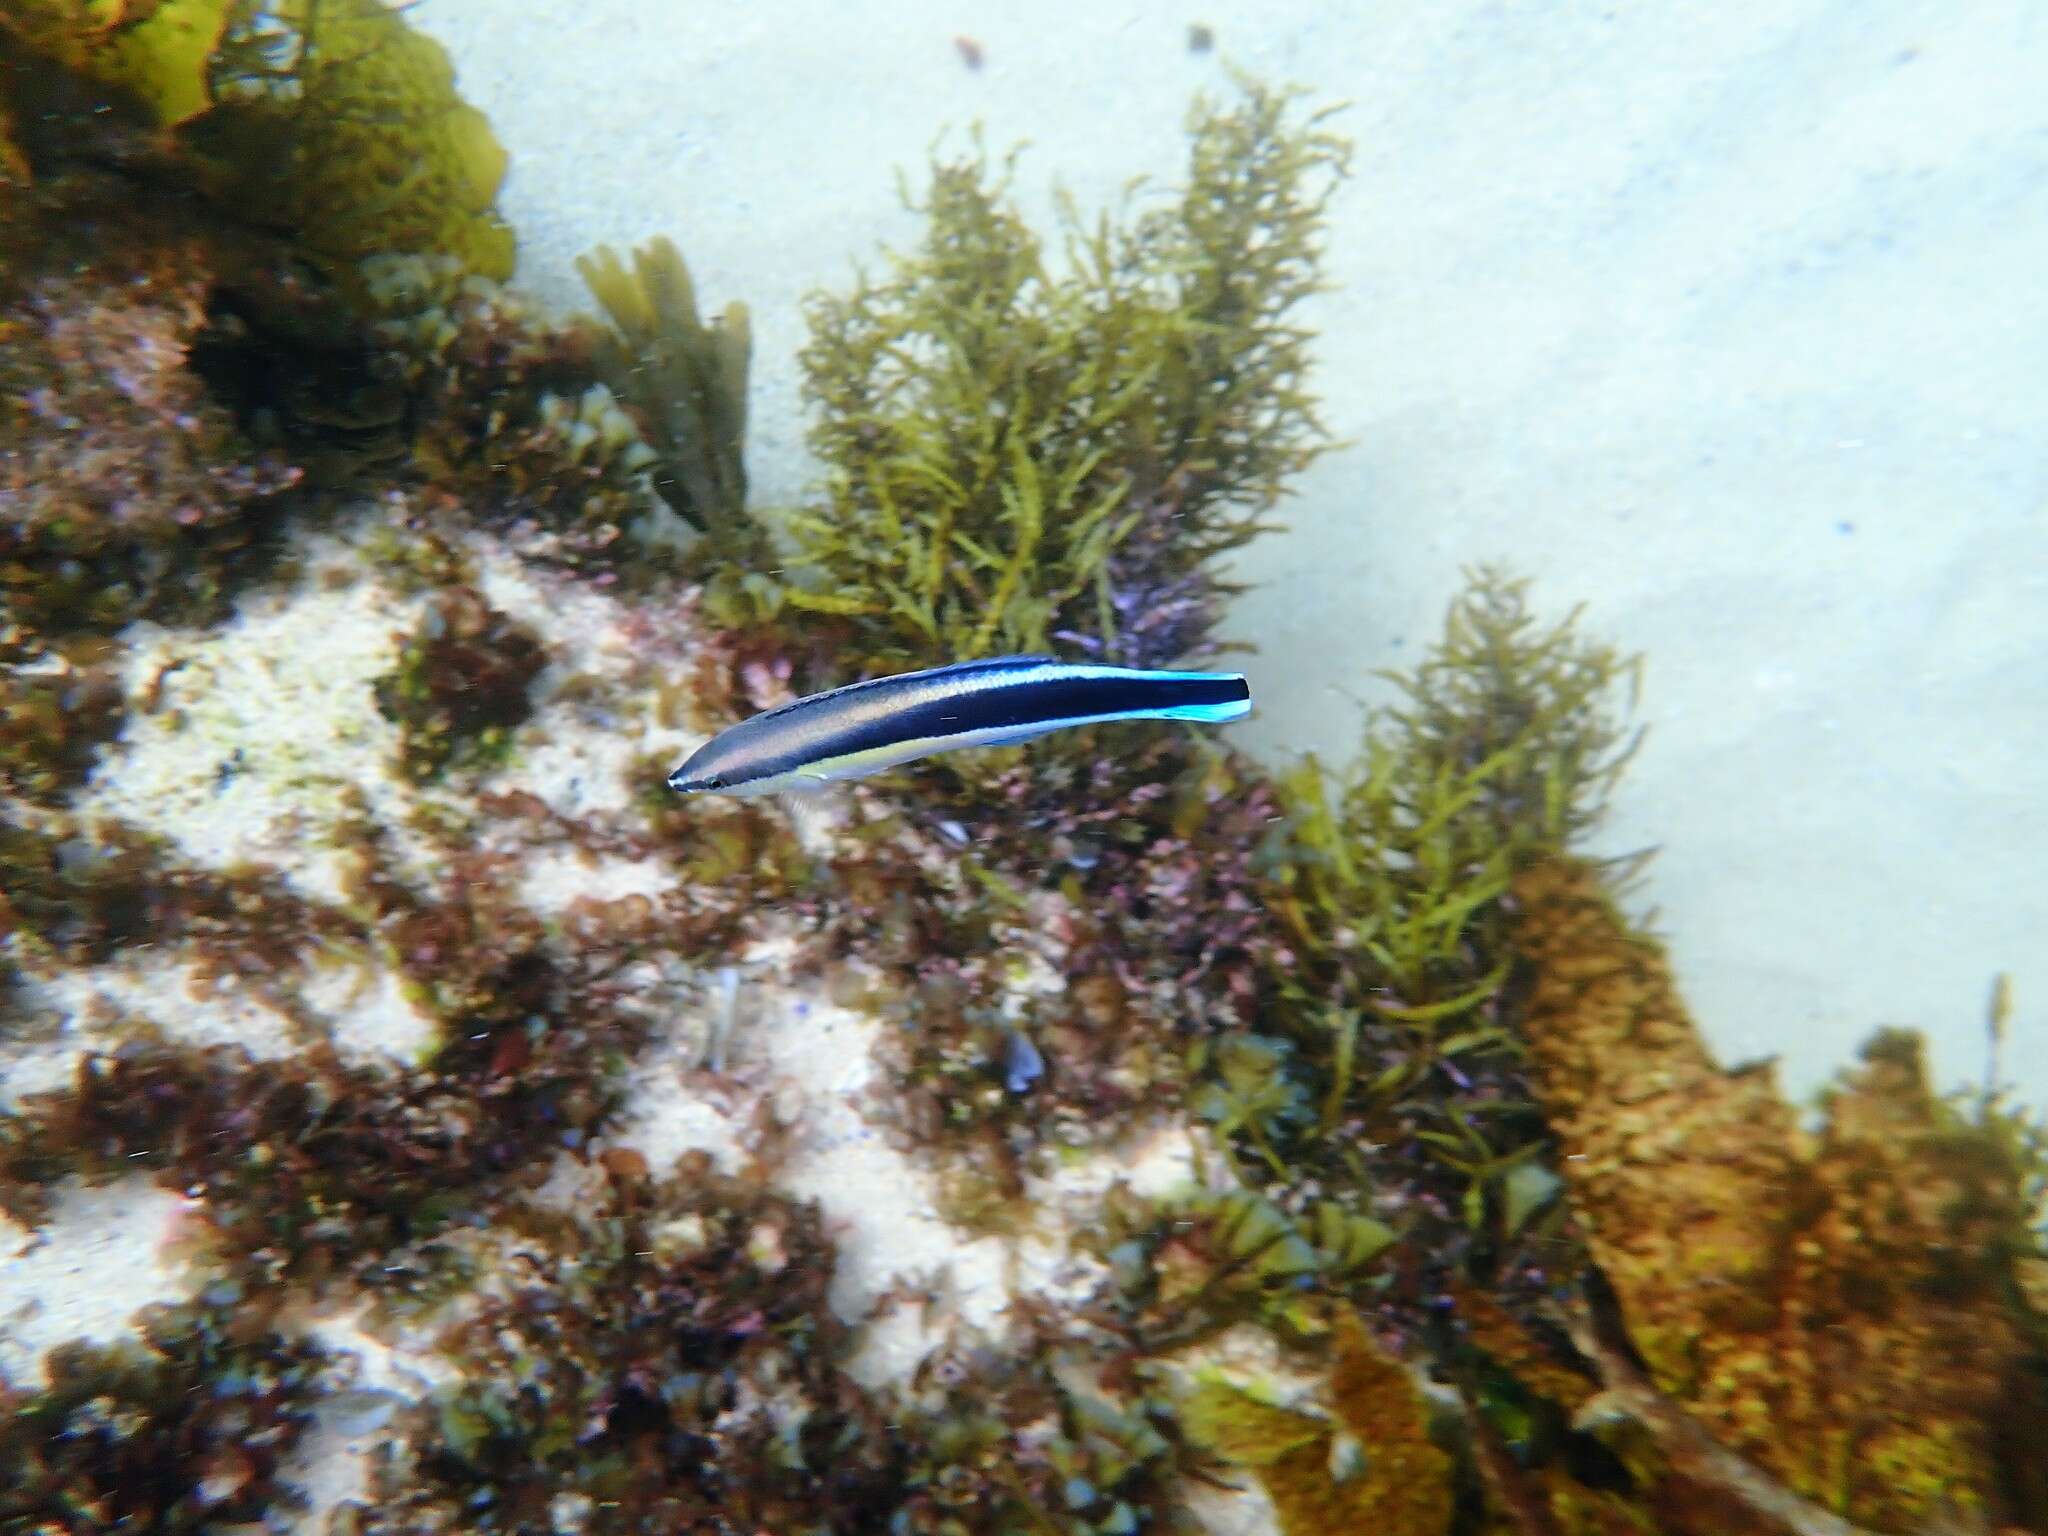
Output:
[
  {"xmin": 758, "ymin": 83, "xmax": 1347, "ymax": 674},
  {"xmin": 364, "ymin": 255, "xmax": 671, "ymax": 573},
  {"xmin": 578, "ymin": 237, "xmax": 753, "ymax": 542},
  {"xmin": 1, "ymin": 20, "xmax": 2043, "ymax": 1536},
  {"xmin": 1512, "ymin": 862, "xmax": 2048, "ymax": 1531},
  {"xmin": 374, "ymin": 584, "xmax": 548, "ymax": 781},
  {"xmin": 356, "ymin": 1151, "xmax": 897, "ymax": 1533},
  {"xmin": 0, "ymin": 637, "xmax": 125, "ymax": 804},
  {"xmin": 0, "ymin": 1295, "xmax": 332, "ymax": 1531}
]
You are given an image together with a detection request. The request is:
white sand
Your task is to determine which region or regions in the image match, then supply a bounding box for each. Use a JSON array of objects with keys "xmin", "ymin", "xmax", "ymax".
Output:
[
  {"xmin": 0, "ymin": 1181, "xmax": 198, "ymax": 1385},
  {"xmin": 410, "ymin": 0, "xmax": 2047, "ymax": 1105}
]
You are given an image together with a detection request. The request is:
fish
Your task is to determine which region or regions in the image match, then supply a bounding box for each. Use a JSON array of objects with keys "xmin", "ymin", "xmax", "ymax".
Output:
[{"xmin": 667, "ymin": 654, "xmax": 1251, "ymax": 796}]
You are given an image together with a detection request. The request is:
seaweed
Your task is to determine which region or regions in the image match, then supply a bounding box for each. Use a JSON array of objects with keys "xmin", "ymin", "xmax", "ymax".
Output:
[
  {"xmin": 355, "ymin": 1153, "xmax": 1203, "ymax": 1535},
  {"xmin": 778, "ymin": 81, "xmax": 1347, "ymax": 675},
  {"xmin": 0, "ymin": 816, "xmax": 357, "ymax": 986},
  {"xmin": 353, "ymin": 1152, "xmax": 897, "ymax": 1534},
  {"xmin": 0, "ymin": 809, "xmax": 668, "ymax": 1290},
  {"xmin": 365, "ymin": 257, "xmax": 677, "ymax": 574},
  {"xmin": 1091, "ymin": 1185, "xmax": 1396, "ymax": 1349},
  {"xmin": 782, "ymin": 733, "xmax": 1287, "ymax": 1219},
  {"xmin": 374, "ymin": 584, "xmax": 548, "ymax": 781},
  {"xmin": 3, "ymin": 19, "xmax": 2042, "ymax": 1529},
  {"xmin": 1210, "ymin": 570, "xmax": 1639, "ymax": 1300},
  {"xmin": 0, "ymin": 1294, "xmax": 332, "ymax": 1532},
  {"xmin": 884, "ymin": 1364, "xmax": 1198, "ymax": 1536},
  {"xmin": 578, "ymin": 237, "xmax": 753, "ymax": 541},
  {"xmin": 0, "ymin": 635, "xmax": 126, "ymax": 804},
  {"xmin": 0, "ymin": 0, "xmax": 526, "ymax": 628}
]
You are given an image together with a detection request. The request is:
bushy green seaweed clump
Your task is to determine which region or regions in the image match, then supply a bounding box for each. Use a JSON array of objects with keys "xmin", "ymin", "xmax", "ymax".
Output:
[
  {"xmin": 1244, "ymin": 569, "xmax": 1639, "ymax": 1274},
  {"xmin": 771, "ymin": 82, "xmax": 1346, "ymax": 675},
  {"xmin": 375, "ymin": 584, "xmax": 548, "ymax": 781},
  {"xmin": 0, "ymin": 1296, "xmax": 332, "ymax": 1531}
]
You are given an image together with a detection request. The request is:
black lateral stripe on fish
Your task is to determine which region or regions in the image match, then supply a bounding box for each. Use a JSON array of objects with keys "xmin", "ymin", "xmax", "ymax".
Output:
[{"xmin": 666, "ymin": 654, "xmax": 1251, "ymax": 796}]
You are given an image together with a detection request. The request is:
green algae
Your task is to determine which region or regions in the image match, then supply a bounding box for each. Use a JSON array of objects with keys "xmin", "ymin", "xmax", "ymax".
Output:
[
  {"xmin": 578, "ymin": 237, "xmax": 753, "ymax": 540},
  {"xmin": 0, "ymin": 23, "xmax": 2041, "ymax": 1531},
  {"xmin": 768, "ymin": 82, "xmax": 1346, "ymax": 675},
  {"xmin": 1250, "ymin": 569, "xmax": 1640, "ymax": 1241}
]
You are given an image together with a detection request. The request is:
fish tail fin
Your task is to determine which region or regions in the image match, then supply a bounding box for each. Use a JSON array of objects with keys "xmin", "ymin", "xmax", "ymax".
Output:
[
  {"xmin": 1154, "ymin": 698, "xmax": 1253, "ymax": 723},
  {"xmin": 1136, "ymin": 671, "xmax": 1251, "ymax": 724}
]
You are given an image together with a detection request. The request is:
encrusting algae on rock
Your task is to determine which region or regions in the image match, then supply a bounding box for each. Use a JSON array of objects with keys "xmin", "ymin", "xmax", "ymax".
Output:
[
  {"xmin": 1181, "ymin": 1315, "xmax": 1453, "ymax": 1536},
  {"xmin": 0, "ymin": 0, "xmax": 513, "ymax": 283},
  {"xmin": 1509, "ymin": 858, "xmax": 2048, "ymax": 1533},
  {"xmin": 1, "ymin": 16, "xmax": 2044, "ymax": 1532}
]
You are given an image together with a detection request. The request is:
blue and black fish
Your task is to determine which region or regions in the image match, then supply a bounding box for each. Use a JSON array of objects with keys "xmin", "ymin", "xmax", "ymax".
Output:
[{"xmin": 667, "ymin": 654, "xmax": 1251, "ymax": 796}]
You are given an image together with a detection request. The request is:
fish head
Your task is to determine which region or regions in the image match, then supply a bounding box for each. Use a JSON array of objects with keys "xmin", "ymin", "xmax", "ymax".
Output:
[
  {"xmin": 665, "ymin": 743, "xmax": 730, "ymax": 795},
  {"xmin": 667, "ymin": 769, "xmax": 726, "ymax": 794}
]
